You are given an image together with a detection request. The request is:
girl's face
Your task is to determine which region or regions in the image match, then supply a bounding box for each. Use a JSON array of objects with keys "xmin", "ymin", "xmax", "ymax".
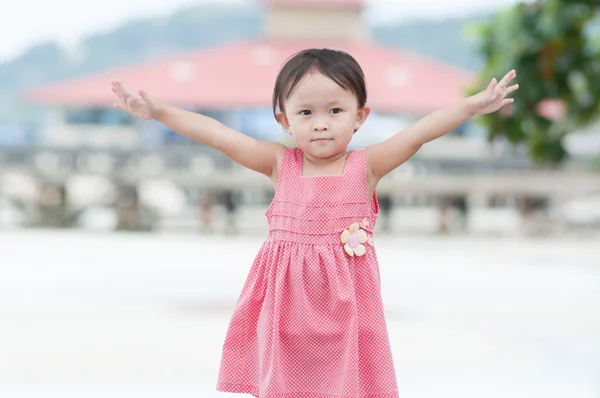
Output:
[{"xmin": 276, "ymin": 72, "xmax": 370, "ymax": 161}]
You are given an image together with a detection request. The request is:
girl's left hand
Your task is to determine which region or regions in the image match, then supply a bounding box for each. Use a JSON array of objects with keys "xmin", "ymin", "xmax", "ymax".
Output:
[{"xmin": 469, "ymin": 69, "xmax": 519, "ymax": 115}]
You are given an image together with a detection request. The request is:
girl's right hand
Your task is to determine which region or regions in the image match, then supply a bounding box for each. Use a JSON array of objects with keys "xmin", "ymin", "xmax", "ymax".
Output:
[{"xmin": 111, "ymin": 80, "xmax": 158, "ymax": 120}]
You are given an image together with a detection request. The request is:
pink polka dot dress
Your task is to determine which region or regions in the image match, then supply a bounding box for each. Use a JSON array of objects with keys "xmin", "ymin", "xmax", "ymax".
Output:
[{"xmin": 216, "ymin": 147, "xmax": 399, "ymax": 398}]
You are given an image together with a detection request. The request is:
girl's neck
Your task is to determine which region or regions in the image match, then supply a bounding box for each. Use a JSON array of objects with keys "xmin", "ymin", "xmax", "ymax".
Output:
[{"xmin": 302, "ymin": 152, "xmax": 348, "ymax": 177}]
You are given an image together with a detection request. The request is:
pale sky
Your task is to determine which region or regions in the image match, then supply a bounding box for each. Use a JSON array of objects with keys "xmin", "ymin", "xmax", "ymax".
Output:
[{"xmin": 1, "ymin": 0, "xmax": 524, "ymax": 64}]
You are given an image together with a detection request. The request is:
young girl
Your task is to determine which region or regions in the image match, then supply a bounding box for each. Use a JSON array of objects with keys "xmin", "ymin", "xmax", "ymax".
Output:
[{"xmin": 111, "ymin": 48, "xmax": 518, "ymax": 397}]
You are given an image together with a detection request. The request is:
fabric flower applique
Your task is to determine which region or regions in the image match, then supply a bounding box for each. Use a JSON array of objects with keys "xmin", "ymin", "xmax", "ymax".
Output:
[{"xmin": 341, "ymin": 218, "xmax": 373, "ymax": 257}]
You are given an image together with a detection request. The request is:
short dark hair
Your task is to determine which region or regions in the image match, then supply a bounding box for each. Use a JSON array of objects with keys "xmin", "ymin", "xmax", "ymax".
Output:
[{"xmin": 272, "ymin": 48, "xmax": 367, "ymax": 119}]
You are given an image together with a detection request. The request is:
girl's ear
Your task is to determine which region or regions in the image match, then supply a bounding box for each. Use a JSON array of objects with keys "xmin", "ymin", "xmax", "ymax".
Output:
[
  {"xmin": 354, "ymin": 105, "xmax": 371, "ymax": 130},
  {"xmin": 276, "ymin": 111, "xmax": 292, "ymax": 134}
]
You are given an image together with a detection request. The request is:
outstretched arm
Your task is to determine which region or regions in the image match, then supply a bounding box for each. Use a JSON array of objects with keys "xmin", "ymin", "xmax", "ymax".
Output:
[
  {"xmin": 365, "ymin": 70, "xmax": 518, "ymax": 181},
  {"xmin": 111, "ymin": 81, "xmax": 284, "ymax": 179}
]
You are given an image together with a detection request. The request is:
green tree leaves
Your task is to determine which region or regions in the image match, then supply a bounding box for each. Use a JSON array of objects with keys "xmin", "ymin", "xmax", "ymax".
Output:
[{"xmin": 472, "ymin": 0, "xmax": 600, "ymax": 165}]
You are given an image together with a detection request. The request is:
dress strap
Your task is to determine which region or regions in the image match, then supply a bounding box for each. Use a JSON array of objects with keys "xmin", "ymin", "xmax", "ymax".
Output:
[
  {"xmin": 275, "ymin": 147, "xmax": 300, "ymax": 178},
  {"xmin": 271, "ymin": 147, "xmax": 301, "ymax": 199},
  {"xmin": 343, "ymin": 149, "xmax": 367, "ymax": 189},
  {"xmin": 345, "ymin": 149, "xmax": 379, "ymax": 213}
]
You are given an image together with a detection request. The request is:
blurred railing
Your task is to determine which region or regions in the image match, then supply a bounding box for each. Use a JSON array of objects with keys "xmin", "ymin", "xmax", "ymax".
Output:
[{"xmin": 0, "ymin": 145, "xmax": 598, "ymax": 234}]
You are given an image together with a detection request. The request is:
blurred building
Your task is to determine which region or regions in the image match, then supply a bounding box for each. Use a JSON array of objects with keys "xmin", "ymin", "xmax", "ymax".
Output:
[
  {"xmin": 4, "ymin": 0, "xmax": 598, "ymax": 234},
  {"xmin": 23, "ymin": 0, "xmax": 479, "ymax": 157}
]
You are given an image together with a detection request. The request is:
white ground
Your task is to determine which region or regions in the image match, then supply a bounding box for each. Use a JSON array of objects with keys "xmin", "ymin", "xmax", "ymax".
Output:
[{"xmin": 0, "ymin": 230, "xmax": 599, "ymax": 397}]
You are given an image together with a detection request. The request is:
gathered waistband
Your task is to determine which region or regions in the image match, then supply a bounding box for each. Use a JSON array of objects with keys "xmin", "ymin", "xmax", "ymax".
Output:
[{"xmin": 266, "ymin": 229, "xmax": 344, "ymax": 245}]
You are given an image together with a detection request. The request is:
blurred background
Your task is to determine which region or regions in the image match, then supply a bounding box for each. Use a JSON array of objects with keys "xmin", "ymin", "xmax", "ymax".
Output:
[{"xmin": 0, "ymin": 0, "xmax": 599, "ymax": 397}]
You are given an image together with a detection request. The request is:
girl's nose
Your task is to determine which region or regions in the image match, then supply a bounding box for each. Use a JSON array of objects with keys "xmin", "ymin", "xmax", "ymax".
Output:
[{"xmin": 312, "ymin": 121, "xmax": 329, "ymax": 131}]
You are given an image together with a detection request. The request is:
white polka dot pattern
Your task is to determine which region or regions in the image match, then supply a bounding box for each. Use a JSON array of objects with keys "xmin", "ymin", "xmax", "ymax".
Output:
[{"xmin": 216, "ymin": 148, "xmax": 399, "ymax": 397}]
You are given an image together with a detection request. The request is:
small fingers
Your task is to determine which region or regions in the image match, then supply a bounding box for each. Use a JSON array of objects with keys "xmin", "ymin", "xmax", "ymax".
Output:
[
  {"xmin": 126, "ymin": 97, "xmax": 137, "ymax": 109},
  {"xmin": 112, "ymin": 83, "xmax": 126, "ymax": 100},
  {"xmin": 505, "ymin": 83, "xmax": 519, "ymax": 95},
  {"xmin": 113, "ymin": 102, "xmax": 127, "ymax": 112},
  {"xmin": 121, "ymin": 85, "xmax": 135, "ymax": 98},
  {"xmin": 139, "ymin": 89, "xmax": 151, "ymax": 102},
  {"xmin": 498, "ymin": 69, "xmax": 516, "ymax": 89},
  {"xmin": 112, "ymin": 81, "xmax": 136, "ymax": 101}
]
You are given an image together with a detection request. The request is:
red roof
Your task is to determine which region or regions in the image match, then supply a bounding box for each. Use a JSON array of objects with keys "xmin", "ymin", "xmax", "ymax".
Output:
[
  {"xmin": 264, "ymin": 0, "xmax": 363, "ymax": 8},
  {"xmin": 24, "ymin": 40, "xmax": 474, "ymax": 114}
]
